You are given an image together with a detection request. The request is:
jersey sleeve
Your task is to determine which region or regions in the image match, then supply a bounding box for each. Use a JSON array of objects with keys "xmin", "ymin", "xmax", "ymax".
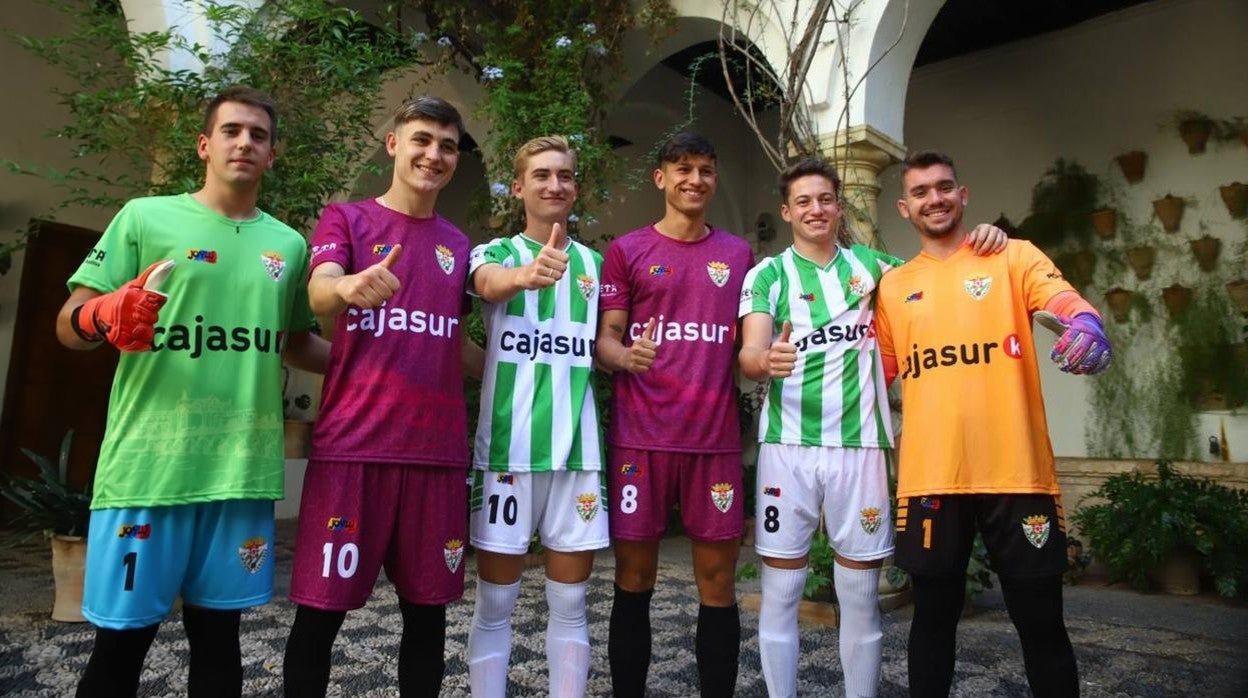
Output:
[
  {"xmin": 1014, "ymin": 241, "xmax": 1077, "ymax": 313},
  {"xmin": 874, "ymin": 287, "xmax": 897, "ymax": 359},
  {"xmin": 286, "ymin": 245, "xmax": 318, "ymax": 333},
  {"xmin": 467, "ymin": 237, "xmax": 517, "ymax": 297},
  {"xmin": 598, "ymin": 239, "xmax": 631, "ymax": 312},
  {"xmin": 66, "ymin": 200, "xmax": 144, "ymax": 294},
  {"xmin": 739, "ymin": 257, "xmax": 778, "ymax": 318},
  {"xmin": 308, "ymin": 204, "xmax": 353, "ymax": 274}
]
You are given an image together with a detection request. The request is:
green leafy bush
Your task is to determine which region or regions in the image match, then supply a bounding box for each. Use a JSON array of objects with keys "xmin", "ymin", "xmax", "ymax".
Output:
[
  {"xmin": 1071, "ymin": 462, "xmax": 1248, "ymax": 597},
  {"xmin": 1, "ymin": 431, "xmax": 91, "ymax": 539}
]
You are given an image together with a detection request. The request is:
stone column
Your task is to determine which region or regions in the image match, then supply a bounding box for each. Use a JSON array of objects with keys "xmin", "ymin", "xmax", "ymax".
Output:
[{"xmin": 818, "ymin": 125, "xmax": 906, "ymax": 246}]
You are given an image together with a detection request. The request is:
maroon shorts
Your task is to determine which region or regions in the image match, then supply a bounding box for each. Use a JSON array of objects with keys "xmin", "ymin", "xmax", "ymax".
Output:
[
  {"xmin": 607, "ymin": 448, "xmax": 743, "ymax": 542},
  {"xmin": 289, "ymin": 461, "xmax": 467, "ymax": 610}
]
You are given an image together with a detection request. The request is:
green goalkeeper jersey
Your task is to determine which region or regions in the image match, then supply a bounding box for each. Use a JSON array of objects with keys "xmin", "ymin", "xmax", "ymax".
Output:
[{"xmin": 68, "ymin": 194, "xmax": 316, "ymax": 509}]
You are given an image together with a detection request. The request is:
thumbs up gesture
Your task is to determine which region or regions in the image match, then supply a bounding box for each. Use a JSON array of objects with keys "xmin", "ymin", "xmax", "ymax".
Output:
[
  {"xmin": 623, "ymin": 317, "xmax": 658, "ymax": 374},
  {"xmin": 766, "ymin": 320, "xmax": 797, "ymax": 378},
  {"xmin": 336, "ymin": 243, "xmax": 402, "ymax": 309},
  {"xmin": 520, "ymin": 223, "xmax": 569, "ymax": 289}
]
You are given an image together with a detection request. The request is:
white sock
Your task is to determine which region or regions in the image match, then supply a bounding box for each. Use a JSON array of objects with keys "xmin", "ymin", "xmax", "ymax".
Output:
[
  {"xmin": 834, "ymin": 563, "xmax": 883, "ymax": 698},
  {"xmin": 468, "ymin": 578, "xmax": 522, "ymax": 698},
  {"xmin": 545, "ymin": 578, "xmax": 590, "ymax": 698},
  {"xmin": 759, "ymin": 563, "xmax": 808, "ymax": 698}
]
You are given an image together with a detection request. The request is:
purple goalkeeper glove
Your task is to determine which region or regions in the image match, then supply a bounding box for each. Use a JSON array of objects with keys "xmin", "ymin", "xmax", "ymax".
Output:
[{"xmin": 1034, "ymin": 311, "xmax": 1112, "ymax": 375}]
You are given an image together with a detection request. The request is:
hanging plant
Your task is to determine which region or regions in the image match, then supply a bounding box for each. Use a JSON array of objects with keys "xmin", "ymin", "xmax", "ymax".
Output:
[
  {"xmin": 1090, "ymin": 208, "xmax": 1117, "ymax": 239},
  {"xmin": 1219, "ymin": 182, "xmax": 1248, "ymax": 219},
  {"xmin": 1176, "ymin": 110, "xmax": 1215, "ymax": 154},
  {"xmin": 1189, "ymin": 235, "xmax": 1222, "ymax": 272},
  {"xmin": 1126, "ymin": 245, "xmax": 1156, "ymax": 280},
  {"xmin": 1017, "ymin": 159, "xmax": 1101, "ymax": 249},
  {"xmin": 1114, "ymin": 150, "xmax": 1147, "ymax": 183},
  {"xmin": 1152, "ymin": 194, "xmax": 1186, "ymax": 232},
  {"xmin": 1162, "ymin": 283, "xmax": 1193, "ymax": 319},
  {"xmin": 1103, "ymin": 287, "xmax": 1133, "ymax": 322},
  {"xmin": 1227, "ymin": 279, "xmax": 1248, "ymax": 315}
]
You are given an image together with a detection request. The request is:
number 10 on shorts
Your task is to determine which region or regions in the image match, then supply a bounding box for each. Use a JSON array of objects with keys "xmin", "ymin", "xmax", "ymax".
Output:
[{"xmin": 321, "ymin": 542, "xmax": 359, "ymax": 578}]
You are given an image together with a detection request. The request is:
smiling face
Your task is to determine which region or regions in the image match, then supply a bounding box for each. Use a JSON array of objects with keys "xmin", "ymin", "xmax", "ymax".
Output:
[
  {"xmin": 896, "ymin": 163, "xmax": 968, "ymax": 239},
  {"xmin": 386, "ymin": 117, "xmax": 460, "ymax": 196},
  {"xmin": 654, "ymin": 154, "xmax": 718, "ymax": 218},
  {"xmin": 514, "ymin": 148, "xmax": 577, "ymax": 225},
  {"xmin": 781, "ymin": 174, "xmax": 842, "ymax": 251},
  {"xmin": 197, "ymin": 101, "xmax": 275, "ymax": 190}
]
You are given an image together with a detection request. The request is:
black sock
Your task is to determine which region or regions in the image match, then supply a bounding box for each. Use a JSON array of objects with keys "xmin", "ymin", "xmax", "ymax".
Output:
[
  {"xmin": 1000, "ymin": 575, "xmax": 1078, "ymax": 698},
  {"xmin": 398, "ymin": 600, "xmax": 447, "ymax": 696},
  {"xmin": 283, "ymin": 605, "xmax": 347, "ymax": 697},
  {"xmin": 908, "ymin": 573, "xmax": 966, "ymax": 698},
  {"xmin": 182, "ymin": 606, "xmax": 242, "ymax": 698},
  {"xmin": 76, "ymin": 623, "xmax": 160, "ymax": 697},
  {"xmin": 609, "ymin": 584, "xmax": 654, "ymax": 698},
  {"xmin": 695, "ymin": 603, "xmax": 740, "ymax": 697}
]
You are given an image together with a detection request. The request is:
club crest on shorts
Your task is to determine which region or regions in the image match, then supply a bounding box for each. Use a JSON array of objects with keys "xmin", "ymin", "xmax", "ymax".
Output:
[
  {"xmin": 575, "ymin": 492, "xmax": 600, "ymax": 523},
  {"xmin": 443, "ymin": 539, "xmax": 464, "ymax": 572},
  {"xmin": 847, "ymin": 275, "xmax": 868, "ymax": 297},
  {"xmin": 237, "ymin": 536, "xmax": 269, "ymax": 574},
  {"xmin": 706, "ymin": 261, "xmax": 730, "ymax": 288},
  {"xmin": 576, "ymin": 273, "xmax": 596, "ymax": 300},
  {"xmin": 964, "ymin": 275, "xmax": 992, "ymax": 300},
  {"xmin": 435, "ymin": 244, "xmax": 455, "ymax": 275},
  {"xmin": 1022, "ymin": 514, "xmax": 1051, "ymax": 548},
  {"xmin": 710, "ymin": 482, "xmax": 735, "ymax": 513},
  {"xmin": 860, "ymin": 507, "xmax": 883, "ymax": 535},
  {"xmin": 260, "ymin": 252, "xmax": 286, "ymax": 282}
]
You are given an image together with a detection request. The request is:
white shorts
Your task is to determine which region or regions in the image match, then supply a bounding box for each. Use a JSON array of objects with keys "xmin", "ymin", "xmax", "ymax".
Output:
[
  {"xmin": 470, "ymin": 470, "xmax": 609, "ymax": 554},
  {"xmin": 754, "ymin": 444, "xmax": 894, "ymax": 562}
]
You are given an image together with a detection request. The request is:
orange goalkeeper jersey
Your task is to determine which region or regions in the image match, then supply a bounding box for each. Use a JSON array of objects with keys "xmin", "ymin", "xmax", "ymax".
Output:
[{"xmin": 875, "ymin": 240, "xmax": 1076, "ymax": 497}]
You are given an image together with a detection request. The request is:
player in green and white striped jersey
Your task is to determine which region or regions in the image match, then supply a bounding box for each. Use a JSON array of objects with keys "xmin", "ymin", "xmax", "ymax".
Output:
[
  {"xmin": 466, "ymin": 136, "xmax": 607, "ymax": 698},
  {"xmin": 739, "ymin": 158, "xmax": 1008, "ymax": 698}
]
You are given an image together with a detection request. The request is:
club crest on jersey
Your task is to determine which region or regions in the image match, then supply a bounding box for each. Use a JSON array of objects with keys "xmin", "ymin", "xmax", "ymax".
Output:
[
  {"xmin": 763, "ymin": 486, "xmax": 782, "ymax": 498},
  {"xmin": 326, "ymin": 517, "xmax": 357, "ymax": 533},
  {"xmin": 443, "ymin": 539, "xmax": 464, "ymax": 572},
  {"xmin": 905, "ymin": 291, "xmax": 924, "ymax": 303},
  {"xmin": 186, "ymin": 249, "xmax": 218, "ymax": 264},
  {"xmin": 710, "ymin": 483, "xmax": 735, "ymax": 513},
  {"xmin": 116, "ymin": 523, "xmax": 151, "ymax": 539},
  {"xmin": 260, "ymin": 252, "xmax": 286, "ymax": 281},
  {"xmin": 620, "ymin": 463, "xmax": 641, "ymax": 477},
  {"xmin": 860, "ymin": 507, "xmax": 883, "ymax": 535},
  {"xmin": 435, "ymin": 244, "xmax": 455, "ymax": 275},
  {"xmin": 238, "ymin": 536, "xmax": 268, "ymax": 574},
  {"xmin": 847, "ymin": 275, "xmax": 867, "ymax": 297},
  {"xmin": 575, "ymin": 493, "xmax": 600, "ymax": 523},
  {"xmin": 964, "ymin": 275, "xmax": 992, "ymax": 300},
  {"xmin": 1022, "ymin": 515, "xmax": 1051, "ymax": 548},
  {"xmin": 649, "ymin": 264, "xmax": 673, "ymax": 277},
  {"xmin": 706, "ymin": 261, "xmax": 730, "ymax": 287},
  {"xmin": 576, "ymin": 274, "xmax": 596, "ymax": 300}
]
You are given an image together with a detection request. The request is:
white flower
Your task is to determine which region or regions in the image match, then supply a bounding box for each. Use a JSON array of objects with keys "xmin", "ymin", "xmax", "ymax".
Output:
[
  {"xmin": 589, "ymin": 42, "xmax": 608, "ymax": 58},
  {"xmin": 568, "ymin": 133, "xmax": 586, "ymax": 144},
  {"xmin": 482, "ymin": 66, "xmax": 504, "ymax": 80},
  {"xmin": 555, "ymin": 36, "xmax": 572, "ymax": 48},
  {"xmin": 437, "ymin": 36, "xmax": 452, "ymax": 47},
  {"xmin": 490, "ymin": 182, "xmax": 509, "ymax": 198},
  {"xmin": 581, "ymin": 22, "xmax": 596, "ymax": 35},
  {"xmin": 410, "ymin": 31, "xmax": 428, "ymax": 44},
  {"xmin": 585, "ymin": 216, "xmax": 598, "ymax": 226},
  {"xmin": 567, "ymin": 213, "xmax": 580, "ymax": 223}
]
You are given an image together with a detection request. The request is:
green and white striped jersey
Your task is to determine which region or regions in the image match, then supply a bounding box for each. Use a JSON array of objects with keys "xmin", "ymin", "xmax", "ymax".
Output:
[
  {"xmin": 739, "ymin": 244, "xmax": 901, "ymax": 449},
  {"xmin": 469, "ymin": 234, "xmax": 604, "ymax": 472}
]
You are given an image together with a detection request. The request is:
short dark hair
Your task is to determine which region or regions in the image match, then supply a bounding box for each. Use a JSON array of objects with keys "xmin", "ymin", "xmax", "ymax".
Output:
[
  {"xmin": 202, "ymin": 86, "xmax": 278, "ymax": 144},
  {"xmin": 656, "ymin": 131, "xmax": 716, "ymax": 167},
  {"xmin": 778, "ymin": 157, "xmax": 841, "ymax": 201},
  {"xmin": 392, "ymin": 95, "xmax": 465, "ymax": 139},
  {"xmin": 901, "ymin": 150, "xmax": 958, "ymax": 181}
]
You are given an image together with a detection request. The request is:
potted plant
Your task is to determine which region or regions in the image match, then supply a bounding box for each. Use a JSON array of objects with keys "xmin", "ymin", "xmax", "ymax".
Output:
[
  {"xmin": 1213, "ymin": 116, "xmax": 1247, "ymax": 149},
  {"xmin": 0, "ymin": 431, "xmax": 91, "ymax": 622},
  {"xmin": 1188, "ymin": 234, "xmax": 1222, "ymax": 272},
  {"xmin": 1152, "ymin": 194, "xmax": 1187, "ymax": 232},
  {"xmin": 1175, "ymin": 287, "xmax": 1248, "ymax": 410},
  {"xmin": 1114, "ymin": 150, "xmax": 1147, "ymax": 183},
  {"xmin": 1175, "ymin": 110, "xmax": 1215, "ymax": 154},
  {"xmin": 1017, "ymin": 159, "xmax": 1101, "ymax": 249},
  {"xmin": 1103, "ymin": 287, "xmax": 1133, "ymax": 322},
  {"xmin": 1072, "ymin": 462, "xmax": 1248, "ymax": 597},
  {"xmin": 1161, "ymin": 283, "xmax": 1192, "ymax": 319},
  {"xmin": 1090, "ymin": 208, "xmax": 1117, "ymax": 239},
  {"xmin": 1219, "ymin": 182, "xmax": 1247, "ymax": 219}
]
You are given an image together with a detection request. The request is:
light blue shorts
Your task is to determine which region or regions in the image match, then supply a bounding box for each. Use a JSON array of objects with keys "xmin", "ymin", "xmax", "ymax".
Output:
[{"xmin": 82, "ymin": 500, "xmax": 274, "ymax": 629}]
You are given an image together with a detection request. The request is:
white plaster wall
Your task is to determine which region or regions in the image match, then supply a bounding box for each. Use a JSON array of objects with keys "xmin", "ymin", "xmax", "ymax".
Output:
[{"xmin": 875, "ymin": 0, "xmax": 1248, "ymax": 459}]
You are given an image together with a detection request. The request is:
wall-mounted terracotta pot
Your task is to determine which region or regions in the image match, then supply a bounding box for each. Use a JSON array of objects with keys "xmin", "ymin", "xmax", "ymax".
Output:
[
  {"xmin": 1152, "ymin": 195, "xmax": 1185, "ymax": 232},
  {"xmin": 1189, "ymin": 235, "xmax": 1221, "ymax": 272},
  {"xmin": 1115, "ymin": 150, "xmax": 1147, "ymax": 183},
  {"xmin": 1179, "ymin": 117, "xmax": 1213, "ymax": 154},
  {"xmin": 1090, "ymin": 208, "xmax": 1117, "ymax": 238},
  {"xmin": 1104, "ymin": 287, "xmax": 1133, "ymax": 322},
  {"xmin": 1125, "ymin": 246, "xmax": 1155, "ymax": 280},
  {"xmin": 1161, "ymin": 283, "xmax": 1192, "ymax": 319},
  {"xmin": 1219, "ymin": 182, "xmax": 1248, "ymax": 219}
]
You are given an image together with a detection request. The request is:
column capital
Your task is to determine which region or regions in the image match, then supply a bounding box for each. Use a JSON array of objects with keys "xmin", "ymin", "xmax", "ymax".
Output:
[{"xmin": 817, "ymin": 124, "xmax": 907, "ymax": 172}]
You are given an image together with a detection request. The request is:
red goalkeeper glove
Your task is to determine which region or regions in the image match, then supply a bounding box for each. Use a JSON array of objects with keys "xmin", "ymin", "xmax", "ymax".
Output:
[{"xmin": 72, "ymin": 260, "xmax": 175, "ymax": 351}]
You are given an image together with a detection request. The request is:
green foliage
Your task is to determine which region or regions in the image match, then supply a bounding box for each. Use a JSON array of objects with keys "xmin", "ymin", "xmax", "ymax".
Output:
[
  {"xmin": 1017, "ymin": 159, "xmax": 1101, "ymax": 249},
  {"xmin": 1072, "ymin": 462, "xmax": 1248, "ymax": 597},
  {"xmin": 416, "ymin": 0, "xmax": 673, "ymax": 238},
  {"xmin": 804, "ymin": 529, "xmax": 835, "ymax": 600},
  {"xmin": 1, "ymin": 431, "xmax": 91, "ymax": 539},
  {"xmin": 965, "ymin": 533, "xmax": 994, "ymax": 602},
  {"xmin": 4, "ymin": 0, "xmax": 429, "ymax": 265},
  {"xmin": 1174, "ymin": 287, "xmax": 1248, "ymax": 410}
]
